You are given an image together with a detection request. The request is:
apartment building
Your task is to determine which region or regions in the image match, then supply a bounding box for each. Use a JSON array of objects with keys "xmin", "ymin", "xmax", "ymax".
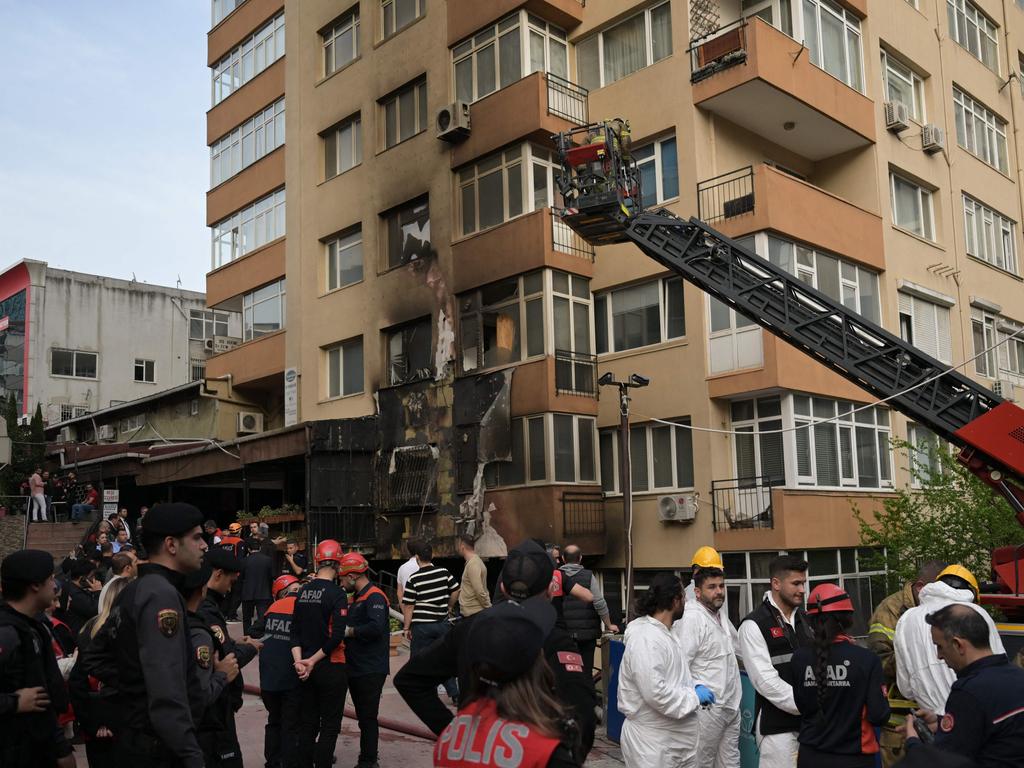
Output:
[{"xmin": 205, "ymin": 0, "xmax": 1024, "ymax": 626}]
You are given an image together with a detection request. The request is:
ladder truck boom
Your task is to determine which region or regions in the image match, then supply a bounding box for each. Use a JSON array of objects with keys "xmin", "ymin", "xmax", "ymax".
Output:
[{"xmin": 553, "ymin": 119, "xmax": 1024, "ymax": 611}]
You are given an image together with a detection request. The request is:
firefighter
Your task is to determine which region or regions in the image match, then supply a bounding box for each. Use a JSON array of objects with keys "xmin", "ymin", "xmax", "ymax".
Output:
[
  {"xmin": 339, "ymin": 552, "xmax": 390, "ymax": 768},
  {"xmin": 866, "ymin": 559, "xmax": 947, "ymax": 767},
  {"xmin": 791, "ymin": 584, "xmax": 889, "ymax": 767},
  {"xmin": 894, "ymin": 564, "xmax": 1005, "ymax": 714},
  {"xmin": 253, "ymin": 574, "xmax": 302, "ymax": 768},
  {"xmin": 290, "ymin": 539, "xmax": 348, "ymax": 768}
]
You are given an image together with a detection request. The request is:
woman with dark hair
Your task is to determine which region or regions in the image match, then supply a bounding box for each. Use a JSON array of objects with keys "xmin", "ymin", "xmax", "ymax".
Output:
[
  {"xmin": 617, "ymin": 572, "xmax": 712, "ymax": 767},
  {"xmin": 791, "ymin": 584, "xmax": 890, "ymax": 768},
  {"xmin": 434, "ymin": 600, "xmax": 581, "ymax": 767}
]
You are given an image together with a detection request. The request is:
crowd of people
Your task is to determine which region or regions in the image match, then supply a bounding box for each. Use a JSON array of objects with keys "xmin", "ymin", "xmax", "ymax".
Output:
[
  {"xmin": 2, "ymin": 506, "xmax": 1023, "ymax": 768},
  {"xmin": 22, "ymin": 468, "xmax": 100, "ymax": 523}
]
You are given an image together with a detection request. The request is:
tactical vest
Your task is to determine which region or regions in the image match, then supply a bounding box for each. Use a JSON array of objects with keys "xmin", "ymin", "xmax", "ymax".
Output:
[
  {"xmin": 434, "ymin": 698, "xmax": 561, "ymax": 768},
  {"xmin": 560, "ymin": 567, "xmax": 601, "ymax": 642},
  {"xmin": 741, "ymin": 597, "xmax": 812, "ymax": 736}
]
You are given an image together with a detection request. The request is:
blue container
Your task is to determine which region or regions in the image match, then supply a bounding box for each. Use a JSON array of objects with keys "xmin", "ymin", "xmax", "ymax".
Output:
[{"xmin": 605, "ymin": 638, "xmax": 626, "ymax": 743}]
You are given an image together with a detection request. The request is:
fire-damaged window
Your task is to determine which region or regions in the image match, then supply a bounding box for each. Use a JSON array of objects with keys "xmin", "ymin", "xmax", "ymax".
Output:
[
  {"xmin": 382, "ymin": 195, "xmax": 430, "ymax": 270},
  {"xmin": 485, "ymin": 416, "xmax": 544, "ymax": 487},
  {"xmin": 461, "ymin": 271, "xmax": 544, "ymax": 372},
  {"xmin": 386, "ymin": 317, "xmax": 433, "ymax": 385},
  {"xmin": 484, "ymin": 413, "xmax": 597, "ymax": 488}
]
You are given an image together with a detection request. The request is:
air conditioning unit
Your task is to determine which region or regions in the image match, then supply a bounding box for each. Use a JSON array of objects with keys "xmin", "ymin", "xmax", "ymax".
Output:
[
  {"xmin": 236, "ymin": 410, "xmax": 264, "ymax": 435},
  {"xmin": 204, "ymin": 338, "xmax": 215, "ymax": 351},
  {"xmin": 922, "ymin": 124, "xmax": 945, "ymax": 154},
  {"xmin": 213, "ymin": 336, "xmax": 241, "ymax": 353},
  {"xmin": 993, "ymin": 378, "xmax": 1017, "ymax": 402},
  {"xmin": 97, "ymin": 424, "xmax": 117, "ymax": 442},
  {"xmin": 436, "ymin": 101, "xmax": 471, "ymax": 143},
  {"xmin": 884, "ymin": 101, "xmax": 910, "ymax": 133},
  {"xmin": 58, "ymin": 426, "xmax": 72, "ymax": 443},
  {"xmin": 657, "ymin": 494, "xmax": 698, "ymax": 523}
]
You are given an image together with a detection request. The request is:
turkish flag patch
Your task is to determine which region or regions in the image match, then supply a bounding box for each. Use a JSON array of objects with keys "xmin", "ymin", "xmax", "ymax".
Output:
[
  {"xmin": 770, "ymin": 627, "xmax": 785, "ymax": 638},
  {"xmin": 940, "ymin": 713, "xmax": 955, "ymax": 733},
  {"xmin": 557, "ymin": 651, "xmax": 584, "ymax": 673}
]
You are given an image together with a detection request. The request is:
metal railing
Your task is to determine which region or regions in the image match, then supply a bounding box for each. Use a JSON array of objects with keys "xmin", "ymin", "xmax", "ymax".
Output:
[
  {"xmin": 554, "ymin": 349, "xmax": 598, "ymax": 397},
  {"xmin": 711, "ymin": 475, "xmax": 784, "ymax": 531},
  {"xmin": 688, "ymin": 18, "xmax": 748, "ymax": 83},
  {"xmin": 562, "ymin": 490, "xmax": 606, "ymax": 536},
  {"xmin": 190, "ymin": 357, "xmax": 207, "ymax": 382},
  {"xmin": 696, "ymin": 166, "xmax": 755, "ymax": 224},
  {"xmin": 308, "ymin": 508, "xmax": 376, "ymax": 545},
  {"xmin": 551, "ymin": 210, "xmax": 595, "ymax": 261},
  {"xmin": 546, "ymin": 72, "xmax": 589, "ymax": 125}
]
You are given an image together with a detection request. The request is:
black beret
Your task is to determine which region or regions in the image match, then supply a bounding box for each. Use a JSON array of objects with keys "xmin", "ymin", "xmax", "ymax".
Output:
[
  {"xmin": 205, "ymin": 548, "xmax": 242, "ymax": 573},
  {"xmin": 1, "ymin": 549, "xmax": 55, "ymax": 584},
  {"xmin": 141, "ymin": 503, "xmax": 204, "ymax": 538},
  {"xmin": 182, "ymin": 564, "xmax": 212, "ymax": 592}
]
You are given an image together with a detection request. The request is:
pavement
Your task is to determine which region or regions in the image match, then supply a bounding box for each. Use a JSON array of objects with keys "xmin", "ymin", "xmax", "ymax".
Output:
[{"xmin": 75, "ymin": 620, "xmax": 626, "ymax": 766}]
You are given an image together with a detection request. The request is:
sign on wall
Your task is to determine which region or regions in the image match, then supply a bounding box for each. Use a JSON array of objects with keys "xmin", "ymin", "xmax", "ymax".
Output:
[
  {"xmin": 284, "ymin": 367, "xmax": 298, "ymax": 427},
  {"xmin": 103, "ymin": 489, "xmax": 119, "ymax": 503}
]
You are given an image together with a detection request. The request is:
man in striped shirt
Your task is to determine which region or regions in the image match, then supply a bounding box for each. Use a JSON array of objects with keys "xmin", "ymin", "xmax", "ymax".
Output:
[{"xmin": 402, "ymin": 542, "xmax": 459, "ymax": 701}]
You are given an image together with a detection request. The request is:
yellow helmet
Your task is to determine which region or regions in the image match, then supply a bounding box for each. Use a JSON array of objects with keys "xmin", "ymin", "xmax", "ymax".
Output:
[
  {"xmin": 691, "ymin": 546, "xmax": 724, "ymax": 571},
  {"xmin": 937, "ymin": 564, "xmax": 979, "ymax": 595}
]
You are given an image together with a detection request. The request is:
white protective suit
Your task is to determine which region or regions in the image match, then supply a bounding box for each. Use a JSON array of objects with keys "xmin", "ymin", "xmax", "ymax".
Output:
[
  {"xmin": 736, "ymin": 592, "xmax": 800, "ymax": 768},
  {"xmin": 893, "ymin": 580, "xmax": 1005, "ymax": 714},
  {"xmin": 618, "ymin": 615, "xmax": 701, "ymax": 768},
  {"xmin": 673, "ymin": 602, "xmax": 742, "ymax": 768}
]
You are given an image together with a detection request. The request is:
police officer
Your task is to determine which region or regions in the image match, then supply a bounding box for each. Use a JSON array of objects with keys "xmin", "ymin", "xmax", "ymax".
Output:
[
  {"xmin": 339, "ymin": 552, "xmax": 390, "ymax": 768},
  {"xmin": 183, "ymin": 564, "xmax": 238, "ymax": 723},
  {"xmin": 0, "ymin": 549, "xmax": 76, "ymax": 768},
  {"xmin": 396, "ymin": 540, "xmax": 598, "ymax": 760},
  {"xmin": 107, "ymin": 502, "xmax": 209, "ymax": 767},
  {"xmin": 198, "ymin": 548, "xmax": 261, "ymax": 768},
  {"xmin": 290, "ymin": 539, "xmax": 349, "ymax": 768},
  {"xmin": 252, "ymin": 574, "xmax": 301, "ymax": 768}
]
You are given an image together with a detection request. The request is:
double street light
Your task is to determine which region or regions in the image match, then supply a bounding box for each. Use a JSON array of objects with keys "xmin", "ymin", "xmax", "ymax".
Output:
[{"xmin": 598, "ymin": 371, "xmax": 649, "ymax": 623}]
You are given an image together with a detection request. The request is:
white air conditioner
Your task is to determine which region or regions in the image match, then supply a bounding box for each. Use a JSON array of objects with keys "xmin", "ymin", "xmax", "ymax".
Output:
[
  {"xmin": 97, "ymin": 424, "xmax": 116, "ymax": 441},
  {"xmin": 657, "ymin": 494, "xmax": 697, "ymax": 523},
  {"xmin": 993, "ymin": 378, "xmax": 1017, "ymax": 402},
  {"xmin": 236, "ymin": 410, "xmax": 264, "ymax": 435},
  {"xmin": 58, "ymin": 426, "xmax": 72, "ymax": 443},
  {"xmin": 436, "ymin": 101, "xmax": 471, "ymax": 143},
  {"xmin": 922, "ymin": 124, "xmax": 945, "ymax": 154},
  {"xmin": 204, "ymin": 338, "xmax": 215, "ymax": 351},
  {"xmin": 213, "ymin": 335, "xmax": 241, "ymax": 353},
  {"xmin": 884, "ymin": 101, "xmax": 910, "ymax": 133}
]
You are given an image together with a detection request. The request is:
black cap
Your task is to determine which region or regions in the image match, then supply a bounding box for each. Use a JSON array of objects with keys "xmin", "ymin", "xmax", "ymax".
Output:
[
  {"xmin": 501, "ymin": 540, "xmax": 554, "ymax": 600},
  {"xmin": 205, "ymin": 548, "xmax": 242, "ymax": 573},
  {"xmin": 141, "ymin": 503, "xmax": 204, "ymax": 539},
  {"xmin": 182, "ymin": 564, "xmax": 212, "ymax": 593},
  {"xmin": 466, "ymin": 599, "xmax": 555, "ymax": 683},
  {"xmin": 1, "ymin": 549, "xmax": 55, "ymax": 584}
]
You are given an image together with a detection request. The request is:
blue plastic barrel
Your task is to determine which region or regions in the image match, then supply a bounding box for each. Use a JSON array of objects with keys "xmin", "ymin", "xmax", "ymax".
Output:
[{"xmin": 605, "ymin": 637, "xmax": 626, "ymax": 743}]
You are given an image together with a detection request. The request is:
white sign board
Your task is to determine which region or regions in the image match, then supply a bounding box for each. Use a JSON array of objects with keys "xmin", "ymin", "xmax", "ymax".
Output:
[
  {"xmin": 103, "ymin": 503, "xmax": 118, "ymax": 514},
  {"xmin": 284, "ymin": 367, "xmax": 299, "ymax": 427},
  {"xmin": 103, "ymin": 489, "xmax": 119, "ymax": 503}
]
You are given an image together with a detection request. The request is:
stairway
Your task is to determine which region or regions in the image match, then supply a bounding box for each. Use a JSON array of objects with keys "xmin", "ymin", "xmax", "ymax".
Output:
[{"xmin": 25, "ymin": 521, "xmax": 86, "ymax": 562}]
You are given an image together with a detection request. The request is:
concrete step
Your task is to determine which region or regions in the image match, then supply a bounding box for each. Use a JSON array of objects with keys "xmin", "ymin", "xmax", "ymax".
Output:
[{"xmin": 25, "ymin": 522, "xmax": 86, "ymax": 559}]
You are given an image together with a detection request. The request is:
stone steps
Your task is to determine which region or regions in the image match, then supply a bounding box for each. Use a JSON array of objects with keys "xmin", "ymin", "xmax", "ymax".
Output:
[{"xmin": 25, "ymin": 521, "xmax": 86, "ymax": 561}]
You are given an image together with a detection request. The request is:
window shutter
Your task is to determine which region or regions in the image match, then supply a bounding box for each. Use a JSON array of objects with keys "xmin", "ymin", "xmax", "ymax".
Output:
[
  {"xmin": 898, "ymin": 291, "xmax": 913, "ymax": 317},
  {"xmin": 913, "ymin": 297, "xmax": 939, "ymax": 360},
  {"xmin": 935, "ymin": 304, "xmax": 952, "ymax": 363}
]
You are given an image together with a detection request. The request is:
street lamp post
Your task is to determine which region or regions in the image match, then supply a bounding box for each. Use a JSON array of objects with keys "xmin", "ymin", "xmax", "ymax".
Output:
[{"xmin": 598, "ymin": 371, "xmax": 649, "ymax": 623}]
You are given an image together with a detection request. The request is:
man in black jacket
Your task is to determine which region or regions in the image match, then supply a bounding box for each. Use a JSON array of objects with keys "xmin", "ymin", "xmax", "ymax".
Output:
[
  {"xmin": 394, "ymin": 539, "xmax": 598, "ymax": 760},
  {"xmin": 58, "ymin": 559, "xmax": 101, "ymax": 637},
  {"xmin": 239, "ymin": 539, "xmax": 275, "ymax": 636}
]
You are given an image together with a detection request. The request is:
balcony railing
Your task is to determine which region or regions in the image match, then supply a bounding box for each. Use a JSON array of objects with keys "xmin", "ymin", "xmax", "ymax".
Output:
[
  {"xmin": 307, "ymin": 509, "xmax": 376, "ymax": 545},
  {"xmin": 190, "ymin": 357, "xmax": 207, "ymax": 382},
  {"xmin": 554, "ymin": 349, "xmax": 598, "ymax": 396},
  {"xmin": 689, "ymin": 19, "xmax": 748, "ymax": 83},
  {"xmin": 711, "ymin": 474, "xmax": 783, "ymax": 531},
  {"xmin": 551, "ymin": 209, "xmax": 595, "ymax": 260},
  {"xmin": 546, "ymin": 72, "xmax": 588, "ymax": 125},
  {"xmin": 697, "ymin": 166, "xmax": 754, "ymax": 224},
  {"xmin": 562, "ymin": 490, "xmax": 605, "ymax": 536}
]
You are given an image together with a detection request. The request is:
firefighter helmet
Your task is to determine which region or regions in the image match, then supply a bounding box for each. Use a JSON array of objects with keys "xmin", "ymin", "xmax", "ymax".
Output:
[
  {"xmin": 227, "ymin": 522, "xmax": 242, "ymax": 534},
  {"xmin": 315, "ymin": 539, "xmax": 343, "ymax": 568},
  {"xmin": 338, "ymin": 552, "xmax": 369, "ymax": 577},
  {"xmin": 806, "ymin": 583, "xmax": 855, "ymax": 615},
  {"xmin": 272, "ymin": 574, "xmax": 300, "ymax": 598}
]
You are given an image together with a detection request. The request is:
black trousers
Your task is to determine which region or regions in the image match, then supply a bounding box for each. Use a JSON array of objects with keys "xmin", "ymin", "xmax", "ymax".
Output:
[
  {"xmin": 576, "ymin": 637, "xmax": 598, "ymax": 676},
  {"xmin": 242, "ymin": 599, "xmax": 272, "ymax": 636},
  {"xmin": 349, "ymin": 672, "xmax": 387, "ymax": 765},
  {"xmin": 85, "ymin": 738, "xmax": 116, "ymax": 768},
  {"xmin": 296, "ymin": 660, "xmax": 347, "ymax": 768},
  {"xmin": 263, "ymin": 688, "xmax": 301, "ymax": 768},
  {"xmin": 115, "ymin": 729, "xmax": 189, "ymax": 768}
]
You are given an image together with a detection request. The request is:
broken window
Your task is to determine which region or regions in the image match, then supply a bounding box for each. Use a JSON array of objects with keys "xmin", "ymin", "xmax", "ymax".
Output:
[
  {"xmin": 460, "ymin": 271, "xmax": 544, "ymax": 372},
  {"xmin": 386, "ymin": 316, "xmax": 433, "ymax": 385},
  {"xmin": 382, "ymin": 196, "xmax": 430, "ymax": 269}
]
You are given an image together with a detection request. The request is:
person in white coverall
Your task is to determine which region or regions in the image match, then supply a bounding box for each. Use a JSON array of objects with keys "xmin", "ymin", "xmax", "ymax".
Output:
[
  {"xmin": 894, "ymin": 564, "xmax": 1005, "ymax": 714},
  {"xmin": 618, "ymin": 572, "xmax": 715, "ymax": 768},
  {"xmin": 673, "ymin": 562, "xmax": 741, "ymax": 768}
]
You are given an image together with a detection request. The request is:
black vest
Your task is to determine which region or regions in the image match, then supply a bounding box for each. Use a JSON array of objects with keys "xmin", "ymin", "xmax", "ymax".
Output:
[
  {"xmin": 741, "ymin": 597, "xmax": 812, "ymax": 736},
  {"xmin": 560, "ymin": 567, "xmax": 602, "ymax": 642}
]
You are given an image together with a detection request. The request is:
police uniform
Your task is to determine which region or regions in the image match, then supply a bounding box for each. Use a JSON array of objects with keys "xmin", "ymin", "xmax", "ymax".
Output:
[
  {"xmin": 184, "ymin": 566, "xmax": 230, "ymax": 721},
  {"xmin": 0, "ymin": 549, "xmax": 74, "ymax": 768},
  {"xmin": 108, "ymin": 503, "xmax": 207, "ymax": 768}
]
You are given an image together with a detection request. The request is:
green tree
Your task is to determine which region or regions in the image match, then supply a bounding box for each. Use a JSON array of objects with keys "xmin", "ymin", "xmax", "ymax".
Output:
[
  {"xmin": 29, "ymin": 403, "xmax": 45, "ymax": 468},
  {"xmin": 854, "ymin": 439, "xmax": 1024, "ymax": 587}
]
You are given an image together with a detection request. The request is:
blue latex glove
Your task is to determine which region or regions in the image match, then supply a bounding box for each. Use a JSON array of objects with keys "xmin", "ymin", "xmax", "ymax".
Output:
[{"xmin": 695, "ymin": 685, "xmax": 716, "ymax": 706}]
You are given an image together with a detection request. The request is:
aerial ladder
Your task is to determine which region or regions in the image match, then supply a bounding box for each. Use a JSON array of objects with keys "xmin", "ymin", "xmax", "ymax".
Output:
[{"xmin": 553, "ymin": 119, "xmax": 1024, "ymax": 619}]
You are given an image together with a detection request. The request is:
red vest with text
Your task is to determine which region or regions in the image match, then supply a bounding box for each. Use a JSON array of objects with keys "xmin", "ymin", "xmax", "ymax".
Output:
[{"xmin": 434, "ymin": 699, "xmax": 561, "ymax": 768}]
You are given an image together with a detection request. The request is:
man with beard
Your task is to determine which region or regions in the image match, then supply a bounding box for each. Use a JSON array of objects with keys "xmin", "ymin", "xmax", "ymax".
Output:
[
  {"xmin": 673, "ymin": 555, "xmax": 741, "ymax": 767},
  {"xmin": 737, "ymin": 555, "xmax": 812, "ymax": 768}
]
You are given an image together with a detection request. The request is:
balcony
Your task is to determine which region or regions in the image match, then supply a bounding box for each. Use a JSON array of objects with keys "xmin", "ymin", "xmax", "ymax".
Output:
[
  {"xmin": 554, "ymin": 349, "xmax": 598, "ymax": 397},
  {"xmin": 484, "ymin": 484, "xmax": 607, "ymax": 554},
  {"xmin": 206, "ymin": 237, "xmax": 286, "ymax": 307},
  {"xmin": 452, "ymin": 72, "xmax": 588, "ymax": 167},
  {"xmin": 562, "ymin": 490, "xmax": 606, "ymax": 537},
  {"xmin": 509, "ymin": 357, "xmax": 600, "ymax": 418},
  {"xmin": 690, "ymin": 17, "xmax": 874, "ymax": 160},
  {"xmin": 447, "ymin": 0, "xmax": 584, "ymax": 46},
  {"xmin": 206, "ymin": 329, "xmax": 285, "ymax": 387},
  {"xmin": 208, "ymin": 0, "xmax": 283, "ymax": 64},
  {"xmin": 711, "ymin": 475, "xmax": 783, "ymax": 531},
  {"xmin": 207, "ymin": 147, "xmax": 284, "ymax": 226},
  {"xmin": 207, "ymin": 57, "xmax": 285, "ymax": 145}
]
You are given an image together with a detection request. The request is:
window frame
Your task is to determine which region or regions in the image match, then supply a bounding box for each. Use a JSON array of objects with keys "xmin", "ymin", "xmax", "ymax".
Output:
[
  {"xmin": 457, "ymin": 146, "xmax": 525, "ymax": 236},
  {"xmin": 210, "ymin": 98, "xmax": 285, "ymax": 188},
  {"xmin": 322, "ymin": 6, "xmax": 360, "ymax": 77},
  {"xmin": 594, "ymin": 276, "xmax": 686, "ymax": 354},
  {"xmin": 385, "ymin": 316, "xmax": 434, "ymax": 385},
  {"xmin": 897, "ymin": 291, "xmax": 953, "ymax": 364},
  {"xmin": 211, "ymin": 188, "xmax": 286, "ymax": 269},
  {"xmin": 242, "ymin": 278, "xmax": 286, "ymax": 342},
  {"xmin": 633, "ymin": 135, "xmax": 679, "ymax": 207},
  {"xmin": 802, "ymin": 0, "xmax": 864, "ymax": 93},
  {"xmin": 599, "ymin": 417, "xmax": 694, "ymax": 495},
  {"xmin": 880, "ymin": 50, "xmax": 925, "ymax": 122},
  {"xmin": 907, "ymin": 422, "xmax": 945, "ymax": 488},
  {"xmin": 324, "ymin": 337, "xmax": 364, "ymax": 399},
  {"xmin": 962, "ymin": 193, "xmax": 1018, "ymax": 274},
  {"xmin": 189, "ymin": 309, "xmax": 231, "ymax": 341},
  {"xmin": 954, "ymin": 87, "xmax": 1009, "ymax": 173},
  {"xmin": 576, "ymin": 1, "xmax": 673, "ymax": 90},
  {"xmin": 379, "ymin": 77, "xmax": 428, "ymax": 149},
  {"xmin": 324, "ymin": 226, "xmax": 364, "ymax": 292},
  {"xmin": 890, "ymin": 172, "xmax": 935, "ymax": 241},
  {"xmin": 484, "ymin": 413, "xmax": 598, "ymax": 488},
  {"xmin": 323, "ymin": 114, "xmax": 363, "ymax": 181},
  {"xmin": 210, "ymin": 13, "xmax": 285, "ymax": 107},
  {"xmin": 133, "ymin": 359, "xmax": 156, "ymax": 384},
  {"xmin": 947, "ymin": 0, "xmax": 999, "ymax": 72},
  {"xmin": 459, "ymin": 270, "xmax": 546, "ymax": 373},
  {"xmin": 381, "ymin": 195, "xmax": 430, "ymax": 271},
  {"xmin": 51, "ymin": 349, "xmax": 98, "ymax": 380},
  {"xmin": 381, "ymin": 0, "xmax": 425, "ymax": 40}
]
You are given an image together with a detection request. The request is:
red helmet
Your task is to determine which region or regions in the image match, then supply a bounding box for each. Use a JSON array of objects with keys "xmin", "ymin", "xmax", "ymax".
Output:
[
  {"xmin": 806, "ymin": 583, "xmax": 854, "ymax": 615},
  {"xmin": 315, "ymin": 539, "xmax": 343, "ymax": 568},
  {"xmin": 272, "ymin": 574, "xmax": 299, "ymax": 598},
  {"xmin": 338, "ymin": 552, "xmax": 369, "ymax": 577}
]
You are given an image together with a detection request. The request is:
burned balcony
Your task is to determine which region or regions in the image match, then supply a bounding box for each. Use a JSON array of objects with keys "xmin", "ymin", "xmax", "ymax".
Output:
[
  {"xmin": 711, "ymin": 475, "xmax": 783, "ymax": 531},
  {"xmin": 374, "ymin": 444, "xmax": 439, "ymax": 511},
  {"xmin": 307, "ymin": 509, "xmax": 376, "ymax": 545}
]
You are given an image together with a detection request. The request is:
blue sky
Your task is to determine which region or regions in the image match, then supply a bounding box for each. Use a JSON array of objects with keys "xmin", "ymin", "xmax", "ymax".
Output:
[{"xmin": 0, "ymin": 1, "xmax": 210, "ymax": 291}]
